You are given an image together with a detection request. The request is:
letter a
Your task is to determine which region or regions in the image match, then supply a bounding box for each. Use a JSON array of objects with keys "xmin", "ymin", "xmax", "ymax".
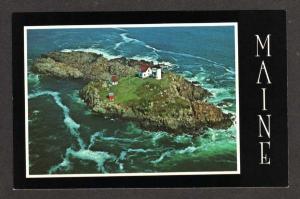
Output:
[{"xmin": 257, "ymin": 61, "xmax": 272, "ymax": 84}]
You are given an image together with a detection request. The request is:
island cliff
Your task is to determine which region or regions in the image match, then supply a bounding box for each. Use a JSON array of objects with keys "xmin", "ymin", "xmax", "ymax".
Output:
[{"xmin": 32, "ymin": 51, "xmax": 233, "ymax": 134}]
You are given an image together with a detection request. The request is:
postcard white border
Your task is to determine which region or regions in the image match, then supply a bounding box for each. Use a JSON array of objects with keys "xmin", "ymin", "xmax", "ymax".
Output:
[{"xmin": 24, "ymin": 22, "xmax": 240, "ymax": 178}]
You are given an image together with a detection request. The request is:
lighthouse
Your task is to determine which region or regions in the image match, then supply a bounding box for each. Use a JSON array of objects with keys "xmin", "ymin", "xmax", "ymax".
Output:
[{"xmin": 155, "ymin": 68, "xmax": 162, "ymax": 80}]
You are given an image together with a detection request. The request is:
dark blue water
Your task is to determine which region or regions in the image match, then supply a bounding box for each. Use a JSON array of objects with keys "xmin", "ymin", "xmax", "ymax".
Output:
[{"xmin": 27, "ymin": 26, "xmax": 238, "ymax": 175}]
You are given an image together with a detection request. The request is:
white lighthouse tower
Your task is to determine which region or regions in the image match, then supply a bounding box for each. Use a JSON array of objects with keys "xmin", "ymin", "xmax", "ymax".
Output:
[{"xmin": 155, "ymin": 68, "xmax": 162, "ymax": 80}]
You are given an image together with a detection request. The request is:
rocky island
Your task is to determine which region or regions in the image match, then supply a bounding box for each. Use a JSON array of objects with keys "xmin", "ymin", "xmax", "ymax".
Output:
[{"xmin": 32, "ymin": 51, "xmax": 233, "ymax": 134}]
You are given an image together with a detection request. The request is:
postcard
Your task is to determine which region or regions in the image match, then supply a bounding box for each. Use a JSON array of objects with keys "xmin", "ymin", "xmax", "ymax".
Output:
[{"xmin": 13, "ymin": 11, "xmax": 288, "ymax": 188}]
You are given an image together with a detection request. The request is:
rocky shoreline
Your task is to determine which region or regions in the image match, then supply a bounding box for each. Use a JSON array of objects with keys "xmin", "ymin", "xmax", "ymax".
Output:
[{"xmin": 32, "ymin": 51, "xmax": 233, "ymax": 134}]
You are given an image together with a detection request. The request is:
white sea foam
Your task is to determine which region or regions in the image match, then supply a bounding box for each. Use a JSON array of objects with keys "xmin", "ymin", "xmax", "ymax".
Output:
[
  {"xmin": 120, "ymin": 33, "xmax": 160, "ymax": 53},
  {"xmin": 61, "ymin": 47, "xmax": 173, "ymax": 68},
  {"xmin": 101, "ymin": 135, "xmax": 136, "ymax": 143},
  {"xmin": 178, "ymin": 146, "xmax": 198, "ymax": 154},
  {"xmin": 32, "ymin": 110, "xmax": 40, "ymax": 115},
  {"xmin": 119, "ymin": 163, "xmax": 124, "ymax": 171},
  {"xmin": 119, "ymin": 32, "xmax": 217, "ymax": 67},
  {"xmin": 174, "ymin": 134, "xmax": 192, "ymax": 144},
  {"xmin": 151, "ymin": 131, "xmax": 168, "ymax": 146},
  {"xmin": 184, "ymin": 72, "xmax": 207, "ymax": 83},
  {"xmin": 182, "ymin": 70, "xmax": 194, "ymax": 77},
  {"xmin": 68, "ymin": 90, "xmax": 85, "ymax": 105},
  {"xmin": 151, "ymin": 151, "xmax": 173, "ymax": 164},
  {"xmin": 149, "ymin": 126, "xmax": 237, "ymax": 164},
  {"xmin": 68, "ymin": 148, "xmax": 115, "ymax": 172},
  {"xmin": 88, "ymin": 131, "xmax": 106, "ymax": 149},
  {"xmin": 120, "ymin": 33, "xmax": 143, "ymax": 44},
  {"xmin": 28, "ymin": 90, "xmax": 85, "ymax": 149},
  {"xmin": 157, "ymin": 48, "xmax": 225, "ymax": 67},
  {"xmin": 28, "ymin": 72, "xmax": 40, "ymax": 83},
  {"xmin": 113, "ymin": 41, "xmax": 124, "ymax": 50},
  {"xmin": 88, "ymin": 131, "xmax": 137, "ymax": 150},
  {"xmin": 151, "ymin": 132, "xmax": 236, "ymax": 164},
  {"xmin": 49, "ymin": 147, "xmax": 116, "ymax": 173},
  {"xmin": 118, "ymin": 33, "xmax": 176, "ymax": 66},
  {"xmin": 119, "ymin": 151, "xmax": 127, "ymax": 161},
  {"xmin": 115, "ymin": 151, "xmax": 127, "ymax": 171},
  {"xmin": 48, "ymin": 155, "xmax": 72, "ymax": 174},
  {"xmin": 62, "ymin": 31, "xmax": 179, "ymax": 68},
  {"xmin": 61, "ymin": 48, "xmax": 121, "ymax": 60},
  {"xmin": 181, "ymin": 70, "xmax": 236, "ymax": 112},
  {"xmin": 206, "ymin": 125, "xmax": 237, "ymax": 139},
  {"xmin": 28, "ymin": 72, "xmax": 40, "ymax": 88},
  {"xmin": 116, "ymin": 33, "xmax": 147, "ymax": 52},
  {"xmin": 151, "ymin": 145, "xmax": 199, "ymax": 164},
  {"xmin": 213, "ymin": 63, "xmax": 235, "ymax": 74},
  {"xmin": 127, "ymin": 148, "xmax": 154, "ymax": 153},
  {"xmin": 65, "ymin": 30, "xmax": 226, "ymax": 70},
  {"xmin": 144, "ymin": 44, "xmax": 160, "ymax": 52}
]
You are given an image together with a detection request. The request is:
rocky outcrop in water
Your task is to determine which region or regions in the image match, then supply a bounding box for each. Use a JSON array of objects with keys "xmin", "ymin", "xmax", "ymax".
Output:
[
  {"xmin": 79, "ymin": 73, "xmax": 232, "ymax": 134},
  {"xmin": 32, "ymin": 51, "xmax": 153, "ymax": 80},
  {"xmin": 32, "ymin": 51, "xmax": 233, "ymax": 134}
]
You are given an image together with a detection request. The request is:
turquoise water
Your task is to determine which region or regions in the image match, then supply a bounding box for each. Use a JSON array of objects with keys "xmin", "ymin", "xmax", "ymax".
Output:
[{"xmin": 27, "ymin": 26, "xmax": 237, "ymax": 174}]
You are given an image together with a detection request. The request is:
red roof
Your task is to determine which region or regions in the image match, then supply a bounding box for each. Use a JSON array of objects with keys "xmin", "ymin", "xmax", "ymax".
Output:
[
  {"xmin": 108, "ymin": 95, "xmax": 115, "ymax": 101},
  {"xmin": 111, "ymin": 75, "xmax": 118, "ymax": 82},
  {"xmin": 140, "ymin": 64, "xmax": 150, "ymax": 72},
  {"xmin": 108, "ymin": 93, "xmax": 115, "ymax": 101}
]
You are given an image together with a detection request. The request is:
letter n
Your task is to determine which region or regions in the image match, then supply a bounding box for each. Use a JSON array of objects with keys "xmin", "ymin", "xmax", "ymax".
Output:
[{"xmin": 258, "ymin": 114, "xmax": 271, "ymax": 138}]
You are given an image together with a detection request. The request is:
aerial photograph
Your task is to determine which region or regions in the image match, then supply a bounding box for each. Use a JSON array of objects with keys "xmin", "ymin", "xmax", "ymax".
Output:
[{"xmin": 25, "ymin": 24, "xmax": 239, "ymax": 176}]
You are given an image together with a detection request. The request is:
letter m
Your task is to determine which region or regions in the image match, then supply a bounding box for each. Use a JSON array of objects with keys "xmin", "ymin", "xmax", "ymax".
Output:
[
  {"xmin": 255, "ymin": 34, "xmax": 271, "ymax": 57},
  {"xmin": 258, "ymin": 114, "xmax": 271, "ymax": 138}
]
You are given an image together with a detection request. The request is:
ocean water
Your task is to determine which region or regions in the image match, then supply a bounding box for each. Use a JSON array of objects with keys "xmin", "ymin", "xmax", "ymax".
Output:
[{"xmin": 27, "ymin": 26, "xmax": 238, "ymax": 175}]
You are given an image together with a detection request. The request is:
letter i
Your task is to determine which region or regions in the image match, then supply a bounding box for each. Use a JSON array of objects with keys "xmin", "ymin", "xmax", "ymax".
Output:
[{"xmin": 262, "ymin": 88, "xmax": 267, "ymax": 111}]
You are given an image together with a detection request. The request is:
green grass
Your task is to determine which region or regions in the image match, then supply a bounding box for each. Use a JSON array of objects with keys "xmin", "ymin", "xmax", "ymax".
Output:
[{"xmin": 107, "ymin": 75, "xmax": 171, "ymax": 105}]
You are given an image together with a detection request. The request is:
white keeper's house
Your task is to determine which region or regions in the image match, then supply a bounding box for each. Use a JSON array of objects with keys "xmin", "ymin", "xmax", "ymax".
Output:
[
  {"xmin": 139, "ymin": 64, "xmax": 162, "ymax": 80},
  {"xmin": 139, "ymin": 64, "xmax": 152, "ymax": 78}
]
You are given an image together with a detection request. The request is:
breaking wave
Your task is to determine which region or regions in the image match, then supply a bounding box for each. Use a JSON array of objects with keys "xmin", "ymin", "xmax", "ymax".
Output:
[
  {"xmin": 28, "ymin": 91, "xmax": 117, "ymax": 174},
  {"xmin": 61, "ymin": 48, "xmax": 122, "ymax": 60},
  {"xmin": 29, "ymin": 90, "xmax": 86, "ymax": 149},
  {"xmin": 49, "ymin": 147, "xmax": 116, "ymax": 173}
]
